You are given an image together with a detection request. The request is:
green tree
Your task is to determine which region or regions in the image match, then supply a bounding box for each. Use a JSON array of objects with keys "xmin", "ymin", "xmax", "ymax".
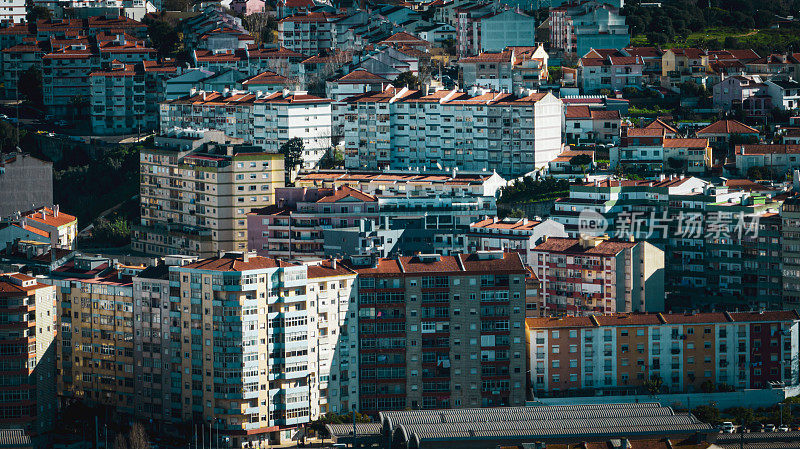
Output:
[
  {"xmin": 392, "ymin": 71, "xmax": 419, "ymax": 89},
  {"xmin": 0, "ymin": 120, "xmax": 22, "ymax": 153},
  {"xmin": 667, "ymin": 157, "xmax": 683, "ymax": 170},
  {"xmin": 148, "ymin": 20, "xmax": 179, "ymax": 56},
  {"xmin": 26, "ymin": 5, "xmax": 51, "ymax": 23},
  {"xmin": 442, "ymin": 37, "xmax": 456, "ymax": 56},
  {"xmin": 569, "ymin": 154, "xmax": 593, "ymax": 173},
  {"xmin": 643, "ymin": 375, "xmax": 663, "ymax": 396},
  {"xmin": 280, "ymin": 137, "xmax": 304, "ymax": 185},
  {"xmin": 17, "ymin": 66, "xmax": 43, "ymax": 108},
  {"xmin": 727, "ymin": 406, "xmax": 755, "ymax": 426},
  {"xmin": 508, "ymin": 208, "xmax": 525, "ymax": 218},
  {"xmin": 308, "ymin": 412, "xmax": 372, "ymax": 445},
  {"xmin": 692, "ymin": 405, "xmax": 721, "ymax": 425}
]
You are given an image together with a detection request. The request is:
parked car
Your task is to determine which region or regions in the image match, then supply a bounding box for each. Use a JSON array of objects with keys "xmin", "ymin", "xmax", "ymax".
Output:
[
  {"xmin": 778, "ymin": 425, "xmax": 790, "ymax": 432},
  {"xmin": 720, "ymin": 422, "xmax": 735, "ymax": 433},
  {"xmin": 765, "ymin": 424, "xmax": 776, "ymax": 432},
  {"xmin": 750, "ymin": 422, "xmax": 764, "ymax": 432}
]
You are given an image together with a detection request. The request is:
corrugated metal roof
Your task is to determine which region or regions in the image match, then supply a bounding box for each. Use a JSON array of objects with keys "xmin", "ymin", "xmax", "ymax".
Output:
[
  {"xmin": 327, "ymin": 423, "xmax": 382, "ymax": 437},
  {"xmin": 383, "ymin": 404, "xmax": 713, "ymax": 449},
  {"xmin": 0, "ymin": 429, "xmax": 32, "ymax": 447}
]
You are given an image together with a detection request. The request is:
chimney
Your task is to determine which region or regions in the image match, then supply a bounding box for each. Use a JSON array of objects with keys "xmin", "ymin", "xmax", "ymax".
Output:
[
  {"xmin": 331, "ymin": 258, "xmax": 337, "ymax": 269},
  {"xmin": 54, "ymin": 204, "xmax": 59, "ymax": 217}
]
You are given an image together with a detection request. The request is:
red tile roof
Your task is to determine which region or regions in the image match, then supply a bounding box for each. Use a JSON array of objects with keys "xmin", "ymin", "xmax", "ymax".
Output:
[
  {"xmin": 241, "ymin": 70, "xmax": 290, "ymax": 85},
  {"xmin": 565, "ymin": 105, "xmax": 591, "ymax": 119},
  {"xmin": 534, "ymin": 237, "xmax": 636, "ymax": 256},
  {"xmin": 697, "ymin": 119, "xmax": 758, "ymax": 135},
  {"xmin": 316, "ymin": 185, "xmax": 377, "ymax": 203},
  {"xmin": 183, "ymin": 254, "xmax": 296, "ymax": 271},
  {"xmin": 335, "ymin": 69, "xmax": 389, "ymax": 83},
  {"xmin": 23, "ymin": 207, "xmax": 77, "ymax": 228},
  {"xmin": 736, "ymin": 144, "xmax": 800, "ymax": 155},
  {"xmin": 470, "ymin": 218, "xmax": 543, "ymax": 231},
  {"xmin": 306, "ymin": 260, "xmax": 356, "ymax": 278},
  {"xmin": 662, "ymin": 138, "xmax": 708, "ymax": 148}
]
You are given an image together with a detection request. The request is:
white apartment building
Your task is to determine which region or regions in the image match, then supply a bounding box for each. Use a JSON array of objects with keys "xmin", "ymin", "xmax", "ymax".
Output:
[
  {"xmin": 0, "ymin": 0, "xmax": 27, "ymax": 23},
  {"xmin": 89, "ymin": 59, "xmax": 176, "ymax": 135},
  {"xmin": 159, "ymin": 89, "xmax": 332, "ymax": 169},
  {"xmin": 342, "ymin": 86, "xmax": 564, "ymax": 176},
  {"xmin": 190, "ymin": 46, "xmax": 307, "ymax": 80},
  {"xmin": 304, "ymin": 260, "xmax": 358, "ymax": 415},
  {"xmin": 277, "ymin": 11, "xmax": 343, "ymax": 55}
]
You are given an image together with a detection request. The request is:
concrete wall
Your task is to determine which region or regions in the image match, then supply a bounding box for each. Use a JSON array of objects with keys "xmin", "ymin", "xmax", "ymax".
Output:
[
  {"xmin": 0, "ymin": 153, "xmax": 53, "ymax": 219},
  {"xmin": 533, "ymin": 385, "xmax": 800, "ymax": 410}
]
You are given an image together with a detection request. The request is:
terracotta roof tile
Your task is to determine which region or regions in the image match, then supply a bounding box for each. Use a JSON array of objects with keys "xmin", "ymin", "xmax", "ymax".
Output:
[{"xmin": 697, "ymin": 119, "xmax": 758, "ymax": 135}]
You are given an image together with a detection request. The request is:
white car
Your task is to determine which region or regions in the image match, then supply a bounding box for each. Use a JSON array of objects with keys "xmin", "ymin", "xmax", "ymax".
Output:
[
  {"xmin": 720, "ymin": 422, "xmax": 735, "ymax": 433},
  {"xmin": 779, "ymin": 425, "xmax": 790, "ymax": 432}
]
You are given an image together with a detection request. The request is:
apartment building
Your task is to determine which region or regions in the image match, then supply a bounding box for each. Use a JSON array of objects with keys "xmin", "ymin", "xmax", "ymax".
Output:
[
  {"xmin": 304, "ymin": 260, "xmax": 358, "ymax": 415},
  {"xmin": 348, "ymin": 252, "xmax": 528, "ymax": 413},
  {"xmin": 133, "ymin": 129, "xmax": 285, "ymax": 257},
  {"xmin": 342, "ymin": 86, "xmax": 563, "ymax": 177},
  {"xmin": 530, "ymin": 236, "xmax": 664, "ymax": 316},
  {"xmin": 549, "ymin": 2, "xmax": 629, "ymax": 57},
  {"xmin": 248, "ymin": 181, "xmax": 499, "ymax": 260},
  {"xmin": 293, "ymin": 169, "xmax": 507, "ymax": 198},
  {"xmin": 0, "ymin": 41, "xmax": 47, "ymax": 100},
  {"xmin": 45, "ymin": 256, "xmax": 139, "ymax": 420},
  {"xmin": 526, "ymin": 311, "xmax": 800, "ymax": 395},
  {"xmin": 277, "ymin": 12, "xmax": 344, "ymax": 55},
  {"xmin": 0, "ymin": 0, "xmax": 25, "ymax": 23},
  {"xmin": 0, "ymin": 273, "xmax": 56, "ymax": 435},
  {"xmin": 89, "ymin": 59, "xmax": 177, "ymax": 135},
  {"xmin": 455, "ymin": 2, "xmax": 493, "ymax": 56},
  {"xmin": 666, "ymin": 193, "xmax": 783, "ymax": 310},
  {"xmin": 42, "ymin": 33, "xmax": 157, "ymax": 119},
  {"xmin": 782, "ymin": 197, "xmax": 800, "ymax": 309},
  {"xmin": 130, "ymin": 255, "xmax": 197, "ymax": 430},
  {"xmin": 466, "ymin": 217, "xmax": 567, "ymax": 266},
  {"xmin": 162, "ymin": 252, "xmax": 313, "ymax": 446},
  {"xmin": 159, "ymin": 90, "xmax": 332, "ymax": 169},
  {"xmin": 550, "ymin": 176, "xmax": 709, "ymax": 236}
]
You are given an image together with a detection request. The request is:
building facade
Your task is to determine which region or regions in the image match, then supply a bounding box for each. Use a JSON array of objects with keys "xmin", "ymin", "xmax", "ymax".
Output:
[
  {"xmin": 0, "ymin": 273, "xmax": 56, "ymax": 435},
  {"xmin": 159, "ymin": 90, "xmax": 332, "ymax": 170},
  {"xmin": 530, "ymin": 236, "xmax": 665, "ymax": 316},
  {"xmin": 342, "ymin": 86, "xmax": 563, "ymax": 177},
  {"xmin": 0, "ymin": 153, "xmax": 53, "ymax": 220},
  {"xmin": 526, "ymin": 311, "xmax": 800, "ymax": 395},
  {"xmin": 133, "ymin": 130, "xmax": 285, "ymax": 257},
  {"xmin": 349, "ymin": 252, "xmax": 528, "ymax": 413}
]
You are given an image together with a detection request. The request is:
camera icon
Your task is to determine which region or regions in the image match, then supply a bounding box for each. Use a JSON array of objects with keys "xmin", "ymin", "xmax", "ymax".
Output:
[{"xmin": 578, "ymin": 209, "xmax": 608, "ymax": 237}]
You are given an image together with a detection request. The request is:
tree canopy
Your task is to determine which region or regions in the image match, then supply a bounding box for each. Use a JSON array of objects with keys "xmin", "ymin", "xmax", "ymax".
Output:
[
  {"xmin": 392, "ymin": 71, "xmax": 420, "ymax": 89},
  {"xmin": 147, "ymin": 20, "xmax": 180, "ymax": 56},
  {"xmin": 280, "ymin": 137, "xmax": 304, "ymax": 185}
]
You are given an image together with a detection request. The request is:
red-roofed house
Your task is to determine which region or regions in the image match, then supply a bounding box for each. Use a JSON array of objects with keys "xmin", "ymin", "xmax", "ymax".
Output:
[
  {"xmin": 661, "ymin": 47, "xmax": 710, "ymax": 89},
  {"xmin": 712, "ymin": 74, "xmax": 770, "ymax": 118},
  {"xmin": 15, "ymin": 206, "xmax": 78, "ymax": 249},
  {"xmin": 578, "ymin": 49, "xmax": 643, "ymax": 93},
  {"xmin": 696, "ymin": 119, "xmax": 759, "ymax": 151},
  {"xmin": 735, "ymin": 144, "xmax": 800, "ymax": 176},
  {"xmin": 458, "ymin": 45, "xmax": 549, "ymax": 91}
]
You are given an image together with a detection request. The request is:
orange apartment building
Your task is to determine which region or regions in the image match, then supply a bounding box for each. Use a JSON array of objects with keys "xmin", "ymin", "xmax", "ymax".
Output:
[{"xmin": 526, "ymin": 311, "xmax": 800, "ymax": 396}]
